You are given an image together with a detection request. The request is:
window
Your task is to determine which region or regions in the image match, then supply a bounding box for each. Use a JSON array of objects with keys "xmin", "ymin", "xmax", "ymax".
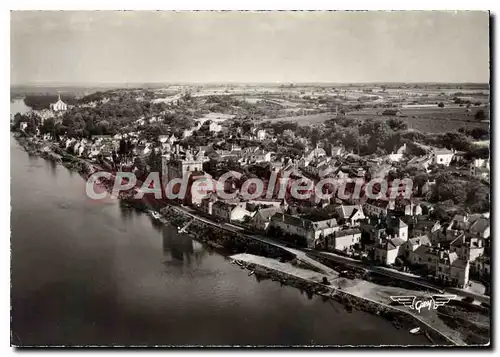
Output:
[{"xmin": 438, "ymin": 267, "xmax": 442, "ymax": 272}]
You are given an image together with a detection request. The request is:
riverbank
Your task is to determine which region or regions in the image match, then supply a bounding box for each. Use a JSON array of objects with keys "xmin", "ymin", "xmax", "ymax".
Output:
[{"xmin": 231, "ymin": 253, "xmax": 455, "ymax": 346}]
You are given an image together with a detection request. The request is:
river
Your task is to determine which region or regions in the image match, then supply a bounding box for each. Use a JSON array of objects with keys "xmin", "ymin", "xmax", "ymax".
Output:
[{"xmin": 10, "ymin": 134, "xmax": 430, "ymax": 346}]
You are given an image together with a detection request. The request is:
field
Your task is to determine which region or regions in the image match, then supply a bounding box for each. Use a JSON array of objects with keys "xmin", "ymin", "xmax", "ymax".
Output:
[
  {"xmin": 350, "ymin": 106, "xmax": 490, "ymax": 133},
  {"xmin": 260, "ymin": 112, "xmax": 336, "ymax": 125}
]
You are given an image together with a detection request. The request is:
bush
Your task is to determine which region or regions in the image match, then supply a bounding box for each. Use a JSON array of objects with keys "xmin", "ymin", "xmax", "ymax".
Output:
[
  {"xmin": 462, "ymin": 296, "xmax": 474, "ymax": 304},
  {"xmin": 475, "ymin": 109, "xmax": 486, "ymax": 120},
  {"xmin": 438, "ymin": 102, "xmax": 445, "ymax": 108}
]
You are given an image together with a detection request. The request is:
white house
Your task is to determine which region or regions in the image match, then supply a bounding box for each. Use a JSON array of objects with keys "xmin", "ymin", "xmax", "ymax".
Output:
[
  {"xmin": 431, "ymin": 148, "xmax": 455, "ymax": 166},
  {"xmin": 257, "ymin": 129, "xmax": 266, "ymax": 141},
  {"xmin": 374, "ymin": 237, "xmax": 406, "ymax": 265},
  {"xmin": 329, "ymin": 228, "xmax": 361, "ymax": 252},
  {"xmin": 335, "ymin": 205, "xmax": 365, "ymax": 226},
  {"xmin": 249, "ymin": 206, "xmax": 283, "ymax": 231},
  {"xmin": 388, "ymin": 143, "xmax": 407, "ymax": 162},
  {"xmin": 209, "ymin": 122, "xmax": 223, "ymax": 133},
  {"xmin": 211, "ymin": 200, "xmax": 253, "ymax": 222}
]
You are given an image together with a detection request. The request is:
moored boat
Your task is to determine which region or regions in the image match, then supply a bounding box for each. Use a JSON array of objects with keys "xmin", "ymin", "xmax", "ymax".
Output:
[{"xmin": 409, "ymin": 327, "xmax": 421, "ymax": 334}]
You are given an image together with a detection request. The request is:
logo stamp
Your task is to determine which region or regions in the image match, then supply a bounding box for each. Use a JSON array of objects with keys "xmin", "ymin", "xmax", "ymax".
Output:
[{"xmin": 390, "ymin": 295, "xmax": 457, "ymax": 313}]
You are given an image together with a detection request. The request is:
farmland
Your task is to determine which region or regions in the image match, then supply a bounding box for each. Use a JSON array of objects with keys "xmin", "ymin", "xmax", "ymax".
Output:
[{"xmin": 348, "ymin": 106, "xmax": 490, "ymax": 133}]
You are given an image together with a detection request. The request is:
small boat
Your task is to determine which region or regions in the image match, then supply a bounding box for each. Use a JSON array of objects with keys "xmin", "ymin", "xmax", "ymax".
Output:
[
  {"xmin": 410, "ymin": 327, "xmax": 421, "ymax": 335},
  {"xmin": 248, "ymin": 270, "xmax": 255, "ymax": 276},
  {"xmin": 235, "ymin": 260, "xmax": 245, "ymax": 267}
]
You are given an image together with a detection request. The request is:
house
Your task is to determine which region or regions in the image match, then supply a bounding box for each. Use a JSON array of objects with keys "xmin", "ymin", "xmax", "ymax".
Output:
[
  {"xmin": 408, "ymin": 246, "xmax": 470, "ymax": 287},
  {"xmin": 364, "ymin": 199, "xmax": 393, "ymax": 217},
  {"xmin": 245, "ymin": 149, "xmax": 272, "ymax": 163},
  {"xmin": 468, "ymin": 215, "xmax": 490, "ymax": 239},
  {"xmin": 330, "ymin": 145, "xmax": 345, "ymax": 158},
  {"xmin": 167, "ymin": 134, "xmax": 178, "ymax": 146},
  {"xmin": 401, "ymin": 234, "xmax": 431, "ymax": 260},
  {"xmin": 158, "ymin": 135, "xmax": 170, "ymax": 143},
  {"xmin": 410, "ymin": 217, "xmax": 441, "ymax": 239},
  {"xmin": 302, "ymin": 146, "xmax": 327, "ymax": 166},
  {"xmin": 182, "ymin": 129, "xmax": 194, "ymax": 138},
  {"xmin": 470, "ymin": 158, "xmax": 490, "ymax": 179},
  {"xmin": 209, "ymin": 122, "xmax": 223, "ymax": 132},
  {"xmin": 407, "ymin": 155, "xmax": 433, "ymax": 172},
  {"xmin": 257, "ymin": 129, "xmax": 266, "ymax": 141},
  {"xmin": 449, "ymin": 234, "xmax": 485, "ymax": 263},
  {"xmin": 187, "ymin": 172, "xmax": 214, "ymax": 205},
  {"xmin": 250, "ymin": 206, "xmax": 283, "ymax": 231},
  {"xmin": 212, "ymin": 201, "xmax": 252, "ymax": 222},
  {"xmin": 247, "ymin": 198, "xmax": 283, "ymax": 208},
  {"xmin": 373, "ymin": 236, "xmax": 406, "ymax": 265},
  {"xmin": 386, "ymin": 216, "xmax": 409, "ymax": 241},
  {"xmin": 470, "ymin": 255, "xmax": 490, "ymax": 279},
  {"xmin": 201, "ymin": 193, "xmax": 219, "ymax": 215},
  {"xmin": 269, "ymin": 213, "xmax": 315, "ymax": 246},
  {"xmin": 335, "ymin": 205, "xmax": 365, "ymax": 226},
  {"xmin": 311, "ymin": 218, "xmax": 341, "ymax": 240},
  {"xmin": 269, "ymin": 214, "xmax": 339, "ymax": 248},
  {"xmin": 431, "ymin": 148, "xmax": 455, "ymax": 166},
  {"xmin": 326, "ymin": 228, "xmax": 362, "ymax": 253},
  {"xmin": 446, "ymin": 213, "xmax": 490, "ymax": 240},
  {"xmin": 388, "ymin": 143, "xmax": 407, "ymax": 162},
  {"xmin": 392, "ymin": 199, "xmax": 423, "ymax": 216}
]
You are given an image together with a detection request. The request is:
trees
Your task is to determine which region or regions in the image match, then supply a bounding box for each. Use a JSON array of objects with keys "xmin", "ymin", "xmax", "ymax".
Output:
[
  {"xmin": 40, "ymin": 118, "xmax": 55, "ymax": 135},
  {"xmin": 386, "ymin": 118, "xmax": 407, "ymax": 131},
  {"xmin": 475, "ymin": 109, "xmax": 486, "ymax": 120}
]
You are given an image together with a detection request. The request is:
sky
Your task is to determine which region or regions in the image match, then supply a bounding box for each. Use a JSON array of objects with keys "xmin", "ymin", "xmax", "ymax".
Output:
[{"xmin": 11, "ymin": 11, "xmax": 490, "ymax": 85}]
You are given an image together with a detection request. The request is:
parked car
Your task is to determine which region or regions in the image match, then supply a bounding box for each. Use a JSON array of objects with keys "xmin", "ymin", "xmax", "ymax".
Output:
[{"xmin": 339, "ymin": 270, "xmax": 355, "ymax": 279}]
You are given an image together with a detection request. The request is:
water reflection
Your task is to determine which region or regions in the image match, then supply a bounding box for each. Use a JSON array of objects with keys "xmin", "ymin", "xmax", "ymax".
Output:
[
  {"xmin": 118, "ymin": 201, "xmax": 134, "ymax": 221},
  {"xmin": 162, "ymin": 226, "xmax": 206, "ymax": 267},
  {"xmin": 48, "ymin": 160, "xmax": 57, "ymax": 177}
]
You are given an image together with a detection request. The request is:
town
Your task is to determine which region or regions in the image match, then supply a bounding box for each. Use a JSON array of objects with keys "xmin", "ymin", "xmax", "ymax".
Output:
[{"xmin": 11, "ymin": 82, "xmax": 490, "ymax": 345}]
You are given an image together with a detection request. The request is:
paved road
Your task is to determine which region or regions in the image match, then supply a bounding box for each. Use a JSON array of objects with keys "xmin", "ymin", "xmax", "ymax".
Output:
[
  {"xmin": 165, "ymin": 204, "xmax": 488, "ymax": 304},
  {"xmin": 310, "ymin": 250, "xmax": 490, "ymax": 303},
  {"xmin": 171, "ymin": 205, "xmax": 337, "ymax": 276}
]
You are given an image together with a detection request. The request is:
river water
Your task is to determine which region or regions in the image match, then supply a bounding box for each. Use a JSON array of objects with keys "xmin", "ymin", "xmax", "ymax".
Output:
[{"xmin": 10, "ymin": 134, "xmax": 430, "ymax": 346}]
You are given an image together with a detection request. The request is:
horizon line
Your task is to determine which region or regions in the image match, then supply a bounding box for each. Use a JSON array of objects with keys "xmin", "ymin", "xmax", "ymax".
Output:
[{"xmin": 11, "ymin": 81, "xmax": 490, "ymax": 87}]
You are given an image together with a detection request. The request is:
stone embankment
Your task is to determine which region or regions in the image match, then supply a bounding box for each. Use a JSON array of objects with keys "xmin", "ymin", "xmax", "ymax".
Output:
[{"xmin": 231, "ymin": 253, "xmax": 455, "ymax": 346}]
